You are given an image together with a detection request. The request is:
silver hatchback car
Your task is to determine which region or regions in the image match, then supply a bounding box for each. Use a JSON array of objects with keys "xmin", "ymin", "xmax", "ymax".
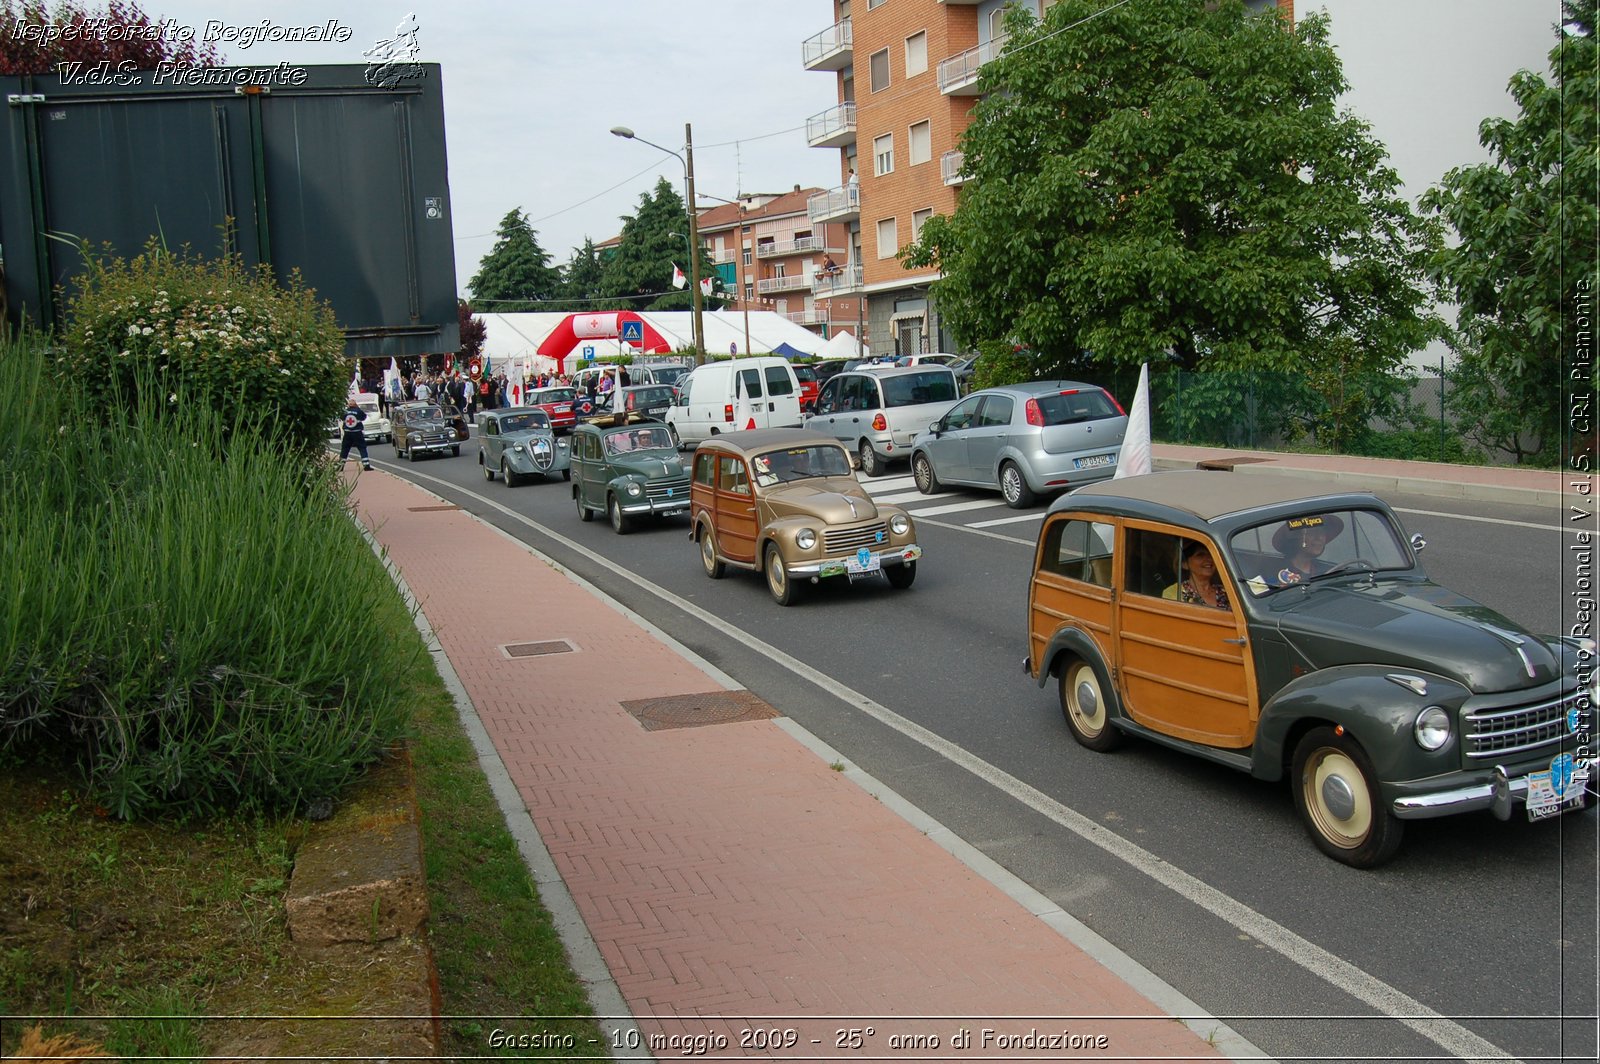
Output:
[{"xmin": 909, "ymin": 381, "xmax": 1128, "ymax": 507}]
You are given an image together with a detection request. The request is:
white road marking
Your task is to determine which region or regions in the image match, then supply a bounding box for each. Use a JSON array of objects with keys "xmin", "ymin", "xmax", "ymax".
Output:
[
  {"xmin": 901, "ymin": 498, "xmax": 1007, "ymax": 517},
  {"xmin": 1394, "ymin": 506, "xmax": 1580, "ymax": 536},
  {"xmin": 394, "ymin": 464, "xmax": 1521, "ymax": 1064},
  {"xmin": 970, "ymin": 511, "xmax": 1048, "ymax": 529},
  {"xmin": 866, "ymin": 489, "xmax": 933, "ymax": 504}
]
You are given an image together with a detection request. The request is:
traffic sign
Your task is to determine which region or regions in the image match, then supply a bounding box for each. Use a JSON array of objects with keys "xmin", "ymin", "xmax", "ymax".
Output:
[
  {"xmin": 730, "ymin": 343, "xmax": 738, "ymax": 355},
  {"xmin": 583, "ymin": 345, "xmax": 596, "ymax": 360},
  {"xmin": 620, "ymin": 320, "xmax": 643, "ymax": 345}
]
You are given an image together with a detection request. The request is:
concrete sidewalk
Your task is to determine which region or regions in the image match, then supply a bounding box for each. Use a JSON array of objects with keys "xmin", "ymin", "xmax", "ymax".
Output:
[
  {"xmin": 1152, "ymin": 444, "xmax": 1567, "ymax": 508},
  {"xmin": 351, "ymin": 469, "xmax": 1247, "ymax": 1061}
]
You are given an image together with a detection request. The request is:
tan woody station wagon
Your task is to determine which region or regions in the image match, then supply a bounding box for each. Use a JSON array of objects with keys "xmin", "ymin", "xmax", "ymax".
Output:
[
  {"xmin": 689, "ymin": 429, "xmax": 922, "ymax": 606},
  {"xmin": 1026, "ymin": 470, "xmax": 1594, "ymax": 867}
]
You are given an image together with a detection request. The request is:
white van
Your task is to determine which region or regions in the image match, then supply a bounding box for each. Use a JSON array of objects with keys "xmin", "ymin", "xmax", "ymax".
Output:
[{"xmin": 665, "ymin": 357, "xmax": 804, "ymax": 447}]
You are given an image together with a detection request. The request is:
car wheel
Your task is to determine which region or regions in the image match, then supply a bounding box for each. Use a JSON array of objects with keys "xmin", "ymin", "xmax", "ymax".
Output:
[
  {"xmin": 912, "ymin": 453, "xmax": 940, "ymax": 494},
  {"xmin": 452, "ymin": 444, "xmax": 460, "ymax": 457},
  {"xmin": 408, "ymin": 442, "xmax": 419, "ymax": 463},
  {"xmin": 501, "ymin": 459, "xmax": 520, "ymax": 487},
  {"xmin": 765, "ymin": 543, "xmax": 798, "ymax": 606},
  {"xmin": 608, "ymin": 494, "xmax": 632, "ymax": 535},
  {"xmin": 1000, "ymin": 461, "xmax": 1037, "ymax": 508},
  {"xmin": 668, "ymin": 424, "xmax": 683, "ymax": 450},
  {"xmin": 1059, "ymin": 657, "xmax": 1123, "ymax": 752},
  {"xmin": 699, "ymin": 526, "xmax": 724, "ymax": 579},
  {"xmin": 858, "ymin": 441, "xmax": 883, "ymax": 478},
  {"xmin": 562, "ymin": 468, "xmax": 572, "ymax": 482},
  {"xmin": 1291, "ymin": 727, "xmax": 1403, "ymax": 868},
  {"xmin": 884, "ymin": 560, "xmax": 916, "ymax": 589},
  {"xmin": 575, "ymin": 489, "xmax": 593, "ymax": 522},
  {"xmin": 482, "ymin": 453, "xmax": 495, "ymax": 481}
]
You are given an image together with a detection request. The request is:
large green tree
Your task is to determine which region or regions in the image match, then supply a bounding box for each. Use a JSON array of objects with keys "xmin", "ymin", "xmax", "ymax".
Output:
[
  {"xmin": 547, "ymin": 238, "xmax": 608, "ymax": 313},
  {"xmin": 599, "ymin": 178, "xmax": 721, "ymax": 312},
  {"xmin": 468, "ymin": 209, "xmax": 561, "ymax": 310},
  {"xmin": 1422, "ymin": 1, "xmax": 1595, "ymax": 466},
  {"xmin": 904, "ymin": 0, "xmax": 1442, "ymax": 394}
]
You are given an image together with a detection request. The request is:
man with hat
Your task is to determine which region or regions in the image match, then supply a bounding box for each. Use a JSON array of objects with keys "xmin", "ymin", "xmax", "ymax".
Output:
[{"xmin": 1272, "ymin": 515, "xmax": 1344, "ymax": 584}]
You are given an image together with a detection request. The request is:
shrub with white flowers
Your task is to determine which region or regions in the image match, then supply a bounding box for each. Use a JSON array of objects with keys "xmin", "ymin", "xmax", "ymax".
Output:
[{"xmin": 60, "ymin": 241, "xmax": 349, "ymax": 464}]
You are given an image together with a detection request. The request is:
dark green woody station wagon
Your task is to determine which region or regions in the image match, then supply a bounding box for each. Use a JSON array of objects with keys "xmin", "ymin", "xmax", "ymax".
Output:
[{"xmin": 1026, "ymin": 470, "xmax": 1594, "ymax": 868}]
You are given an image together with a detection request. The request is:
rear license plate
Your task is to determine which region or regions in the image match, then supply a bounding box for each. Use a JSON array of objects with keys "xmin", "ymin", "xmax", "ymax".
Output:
[
  {"xmin": 1074, "ymin": 453, "xmax": 1115, "ymax": 470},
  {"xmin": 554, "ymin": 405, "xmax": 572, "ymax": 414},
  {"xmin": 1526, "ymin": 753, "xmax": 1590, "ymax": 821}
]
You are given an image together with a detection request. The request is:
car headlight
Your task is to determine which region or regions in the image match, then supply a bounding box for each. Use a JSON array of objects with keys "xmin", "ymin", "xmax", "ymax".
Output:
[
  {"xmin": 796, "ymin": 528, "xmax": 817, "ymax": 550},
  {"xmin": 513, "ymin": 444, "xmax": 525, "ymax": 454},
  {"xmin": 890, "ymin": 514, "xmax": 910, "ymax": 536},
  {"xmin": 626, "ymin": 482, "xmax": 643, "ymax": 497},
  {"xmin": 1414, "ymin": 706, "xmax": 1451, "ymax": 751}
]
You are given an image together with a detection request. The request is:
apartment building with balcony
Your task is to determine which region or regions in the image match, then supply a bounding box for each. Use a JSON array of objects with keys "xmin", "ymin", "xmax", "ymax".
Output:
[
  {"xmin": 694, "ymin": 187, "xmax": 862, "ymax": 341},
  {"xmin": 802, "ymin": 0, "xmax": 1295, "ymax": 357}
]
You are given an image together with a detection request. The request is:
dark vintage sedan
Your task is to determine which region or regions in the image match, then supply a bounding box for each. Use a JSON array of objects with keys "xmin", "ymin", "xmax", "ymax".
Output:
[
  {"xmin": 581, "ymin": 384, "xmax": 680, "ymax": 424},
  {"xmin": 476, "ymin": 407, "xmax": 571, "ymax": 486},
  {"xmin": 1026, "ymin": 470, "xmax": 1594, "ymax": 867},
  {"xmin": 570, "ymin": 421, "xmax": 691, "ymax": 534},
  {"xmin": 392, "ymin": 402, "xmax": 460, "ymax": 460}
]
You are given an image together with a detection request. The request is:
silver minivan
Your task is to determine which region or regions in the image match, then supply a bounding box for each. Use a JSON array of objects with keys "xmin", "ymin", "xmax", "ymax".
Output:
[{"xmin": 808, "ymin": 366, "xmax": 961, "ymax": 476}]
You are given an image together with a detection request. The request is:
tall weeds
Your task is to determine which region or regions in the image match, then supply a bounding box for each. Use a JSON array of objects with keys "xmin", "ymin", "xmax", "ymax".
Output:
[{"xmin": 0, "ymin": 335, "xmax": 417, "ymax": 818}]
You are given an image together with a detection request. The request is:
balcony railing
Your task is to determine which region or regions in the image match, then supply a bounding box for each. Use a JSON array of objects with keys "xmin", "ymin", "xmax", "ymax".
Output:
[
  {"xmin": 805, "ymin": 102, "xmax": 856, "ymax": 148},
  {"xmin": 938, "ymin": 32, "xmax": 1008, "ymax": 95},
  {"xmin": 806, "ymin": 183, "xmax": 860, "ymax": 225},
  {"xmin": 757, "ymin": 235, "xmax": 843, "ymax": 258},
  {"xmin": 785, "ymin": 308, "xmax": 845, "ymax": 326},
  {"xmin": 941, "ymin": 149, "xmax": 968, "ymax": 186},
  {"xmin": 756, "ymin": 274, "xmax": 813, "ymax": 295},
  {"xmin": 802, "ymin": 19, "xmax": 852, "ymax": 71},
  {"xmin": 712, "ymin": 249, "xmax": 739, "ymax": 264},
  {"xmin": 812, "ymin": 264, "xmax": 864, "ymax": 296}
]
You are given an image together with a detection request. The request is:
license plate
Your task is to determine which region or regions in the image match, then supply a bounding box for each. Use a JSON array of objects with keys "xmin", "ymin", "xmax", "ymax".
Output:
[
  {"xmin": 1074, "ymin": 453, "xmax": 1115, "ymax": 470},
  {"xmin": 1526, "ymin": 753, "xmax": 1590, "ymax": 821},
  {"xmin": 846, "ymin": 547, "xmax": 881, "ymax": 575},
  {"xmin": 554, "ymin": 405, "xmax": 571, "ymax": 414}
]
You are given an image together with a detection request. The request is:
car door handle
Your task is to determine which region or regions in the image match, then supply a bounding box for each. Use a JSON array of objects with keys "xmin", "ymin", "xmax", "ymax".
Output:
[{"xmin": 1222, "ymin": 637, "xmax": 1246, "ymax": 646}]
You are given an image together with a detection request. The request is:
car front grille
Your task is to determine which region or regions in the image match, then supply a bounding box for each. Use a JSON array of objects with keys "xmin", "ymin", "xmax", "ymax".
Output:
[
  {"xmin": 645, "ymin": 477, "xmax": 691, "ymax": 502},
  {"xmin": 1463, "ymin": 690, "xmax": 1579, "ymax": 762},
  {"xmin": 824, "ymin": 522, "xmax": 889, "ymax": 554}
]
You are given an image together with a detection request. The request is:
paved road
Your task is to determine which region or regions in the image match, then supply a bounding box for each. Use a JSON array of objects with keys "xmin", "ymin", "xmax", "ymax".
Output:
[{"xmin": 369, "ymin": 440, "xmax": 1596, "ymax": 1064}]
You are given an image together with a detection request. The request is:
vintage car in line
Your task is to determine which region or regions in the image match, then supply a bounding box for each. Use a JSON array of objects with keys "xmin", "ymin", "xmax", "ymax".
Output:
[
  {"xmin": 571, "ymin": 420, "xmax": 690, "ymax": 533},
  {"xmin": 1026, "ymin": 470, "xmax": 1593, "ymax": 868},
  {"xmin": 476, "ymin": 406, "xmax": 571, "ymax": 486},
  {"xmin": 524, "ymin": 386, "xmax": 580, "ymax": 433},
  {"xmin": 572, "ymin": 416, "xmax": 691, "ymax": 531},
  {"xmin": 689, "ymin": 429, "xmax": 922, "ymax": 606},
  {"xmin": 580, "ymin": 384, "xmax": 680, "ymax": 424},
  {"xmin": 391, "ymin": 402, "xmax": 460, "ymax": 460}
]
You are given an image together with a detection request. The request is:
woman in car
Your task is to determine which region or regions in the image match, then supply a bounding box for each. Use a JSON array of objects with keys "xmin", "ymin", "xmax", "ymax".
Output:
[
  {"xmin": 1162, "ymin": 541, "xmax": 1229, "ymax": 610},
  {"xmin": 1271, "ymin": 515, "xmax": 1343, "ymax": 584}
]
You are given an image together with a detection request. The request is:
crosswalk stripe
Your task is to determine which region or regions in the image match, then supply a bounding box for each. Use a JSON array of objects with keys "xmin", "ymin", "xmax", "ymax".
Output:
[
  {"xmin": 867, "ymin": 490, "xmax": 930, "ymax": 504},
  {"xmin": 903, "ymin": 499, "xmax": 1007, "ymax": 517},
  {"xmin": 969, "ymin": 512, "xmax": 1048, "ymax": 529},
  {"xmin": 860, "ymin": 475, "xmax": 916, "ymax": 492}
]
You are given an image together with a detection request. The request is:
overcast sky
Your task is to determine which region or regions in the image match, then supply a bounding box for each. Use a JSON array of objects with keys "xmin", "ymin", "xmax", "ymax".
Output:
[{"xmin": 138, "ymin": 1, "xmax": 1560, "ymax": 296}]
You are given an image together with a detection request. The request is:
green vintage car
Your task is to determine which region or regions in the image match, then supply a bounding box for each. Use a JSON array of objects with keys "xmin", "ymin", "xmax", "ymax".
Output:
[
  {"xmin": 1026, "ymin": 470, "xmax": 1594, "ymax": 868},
  {"xmin": 570, "ymin": 420, "xmax": 691, "ymax": 534},
  {"xmin": 475, "ymin": 407, "xmax": 571, "ymax": 486}
]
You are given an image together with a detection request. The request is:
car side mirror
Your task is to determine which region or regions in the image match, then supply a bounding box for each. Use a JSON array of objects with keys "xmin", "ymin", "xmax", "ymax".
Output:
[{"xmin": 1410, "ymin": 533, "xmax": 1426, "ymax": 553}]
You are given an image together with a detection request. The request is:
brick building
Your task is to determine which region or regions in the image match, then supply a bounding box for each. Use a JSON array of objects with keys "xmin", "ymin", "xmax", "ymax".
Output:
[{"xmin": 798, "ymin": 0, "xmax": 1294, "ymax": 358}]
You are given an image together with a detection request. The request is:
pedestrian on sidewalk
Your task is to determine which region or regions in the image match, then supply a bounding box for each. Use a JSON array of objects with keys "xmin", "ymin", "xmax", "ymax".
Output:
[{"xmin": 338, "ymin": 399, "xmax": 373, "ymax": 471}]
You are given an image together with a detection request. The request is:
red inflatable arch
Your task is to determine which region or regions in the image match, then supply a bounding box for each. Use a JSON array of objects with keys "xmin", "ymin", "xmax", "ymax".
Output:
[{"xmin": 536, "ymin": 311, "xmax": 672, "ymax": 371}]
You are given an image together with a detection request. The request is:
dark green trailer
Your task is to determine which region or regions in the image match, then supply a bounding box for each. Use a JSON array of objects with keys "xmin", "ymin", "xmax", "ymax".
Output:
[{"xmin": 0, "ymin": 63, "xmax": 459, "ymax": 358}]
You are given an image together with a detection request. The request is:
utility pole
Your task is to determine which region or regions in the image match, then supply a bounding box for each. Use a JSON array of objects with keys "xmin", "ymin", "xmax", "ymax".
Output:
[{"xmin": 685, "ymin": 123, "xmax": 705, "ymax": 366}]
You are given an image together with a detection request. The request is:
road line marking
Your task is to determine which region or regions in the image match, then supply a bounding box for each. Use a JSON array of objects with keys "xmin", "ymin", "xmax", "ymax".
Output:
[
  {"xmin": 1393, "ymin": 506, "xmax": 1579, "ymax": 535},
  {"xmin": 865, "ymin": 489, "xmax": 933, "ymax": 504},
  {"xmin": 395, "ymin": 466, "xmax": 1517, "ymax": 1064},
  {"xmin": 970, "ymin": 512, "xmax": 1047, "ymax": 528},
  {"xmin": 901, "ymin": 498, "xmax": 1006, "ymax": 517}
]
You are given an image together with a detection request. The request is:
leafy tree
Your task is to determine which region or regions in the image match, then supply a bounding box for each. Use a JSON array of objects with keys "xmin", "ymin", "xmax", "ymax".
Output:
[
  {"xmin": 599, "ymin": 178, "xmax": 722, "ymax": 312},
  {"xmin": 1422, "ymin": 1, "xmax": 1594, "ymax": 466},
  {"xmin": 468, "ymin": 209, "xmax": 561, "ymax": 311},
  {"xmin": 457, "ymin": 299, "xmax": 486, "ymax": 362},
  {"xmin": 1, "ymin": 0, "xmax": 223, "ymax": 74},
  {"xmin": 550, "ymin": 238, "xmax": 608, "ymax": 313},
  {"xmin": 903, "ymin": 0, "xmax": 1442, "ymax": 413}
]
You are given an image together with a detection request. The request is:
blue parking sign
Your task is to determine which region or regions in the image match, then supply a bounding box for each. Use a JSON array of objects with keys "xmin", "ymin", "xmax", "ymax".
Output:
[{"xmin": 583, "ymin": 345, "xmax": 596, "ymax": 361}]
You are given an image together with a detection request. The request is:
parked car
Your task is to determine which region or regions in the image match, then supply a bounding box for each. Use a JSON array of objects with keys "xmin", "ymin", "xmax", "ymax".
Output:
[
  {"xmin": 689, "ymin": 429, "xmax": 922, "ymax": 606},
  {"xmin": 633, "ymin": 361, "xmax": 692, "ymax": 388},
  {"xmin": 948, "ymin": 355, "xmax": 977, "ymax": 390},
  {"xmin": 571, "ymin": 421, "xmax": 691, "ymax": 534},
  {"xmin": 391, "ymin": 402, "xmax": 459, "ymax": 460},
  {"xmin": 808, "ymin": 366, "xmax": 961, "ymax": 476},
  {"xmin": 352, "ymin": 392, "xmax": 392, "ymax": 443},
  {"xmin": 523, "ymin": 386, "xmax": 580, "ymax": 433},
  {"xmin": 893, "ymin": 353, "xmax": 961, "ymax": 368},
  {"xmin": 476, "ymin": 406, "xmax": 571, "ymax": 486},
  {"xmin": 809, "ymin": 358, "xmax": 867, "ymax": 387},
  {"xmin": 910, "ymin": 381, "xmax": 1128, "ymax": 508},
  {"xmin": 665, "ymin": 357, "xmax": 804, "ymax": 448},
  {"xmin": 793, "ymin": 363, "xmax": 820, "ymax": 413},
  {"xmin": 1025, "ymin": 470, "xmax": 1594, "ymax": 868},
  {"xmin": 582, "ymin": 384, "xmax": 679, "ymax": 423}
]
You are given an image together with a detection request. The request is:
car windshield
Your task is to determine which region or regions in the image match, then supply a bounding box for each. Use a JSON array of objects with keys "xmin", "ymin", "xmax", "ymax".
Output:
[
  {"xmin": 1031, "ymin": 389, "xmax": 1120, "ymax": 425},
  {"xmin": 604, "ymin": 426, "xmax": 675, "ymax": 455},
  {"xmin": 881, "ymin": 370, "xmax": 958, "ymax": 407},
  {"xmin": 1227, "ymin": 507, "xmax": 1415, "ymax": 596},
  {"xmin": 648, "ymin": 366, "xmax": 687, "ymax": 385},
  {"xmin": 536, "ymin": 389, "xmax": 576, "ymax": 403},
  {"xmin": 413, "ymin": 405, "xmax": 443, "ymax": 420},
  {"xmin": 793, "ymin": 365, "xmax": 817, "ymax": 382},
  {"xmin": 750, "ymin": 445, "xmax": 853, "ymax": 486},
  {"xmin": 499, "ymin": 412, "xmax": 549, "ymax": 433},
  {"xmin": 629, "ymin": 388, "xmax": 674, "ymax": 406}
]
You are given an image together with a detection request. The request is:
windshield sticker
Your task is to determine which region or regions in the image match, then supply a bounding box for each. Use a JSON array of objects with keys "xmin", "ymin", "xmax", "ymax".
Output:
[{"xmin": 1286, "ymin": 516, "xmax": 1328, "ymax": 530}]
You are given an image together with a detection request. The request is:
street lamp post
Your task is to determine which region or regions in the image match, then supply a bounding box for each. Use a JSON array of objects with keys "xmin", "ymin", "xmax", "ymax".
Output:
[{"xmin": 611, "ymin": 123, "xmax": 706, "ymax": 365}]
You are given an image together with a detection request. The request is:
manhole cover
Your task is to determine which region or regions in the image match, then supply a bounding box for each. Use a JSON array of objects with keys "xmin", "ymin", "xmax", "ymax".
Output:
[
  {"xmin": 502, "ymin": 640, "xmax": 576, "ymax": 658},
  {"xmin": 620, "ymin": 690, "xmax": 780, "ymax": 732},
  {"xmin": 407, "ymin": 504, "xmax": 461, "ymax": 512}
]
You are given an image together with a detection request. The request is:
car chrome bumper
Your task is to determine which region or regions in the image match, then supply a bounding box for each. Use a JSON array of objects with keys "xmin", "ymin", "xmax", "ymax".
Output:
[
  {"xmin": 1392, "ymin": 763, "xmax": 1596, "ymax": 820},
  {"xmin": 791, "ymin": 543, "xmax": 921, "ymax": 578},
  {"xmin": 411, "ymin": 440, "xmax": 455, "ymax": 453},
  {"xmin": 620, "ymin": 497, "xmax": 689, "ymax": 516}
]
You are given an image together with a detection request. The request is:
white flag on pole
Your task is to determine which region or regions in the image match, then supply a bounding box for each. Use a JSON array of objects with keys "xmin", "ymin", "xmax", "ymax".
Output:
[
  {"xmin": 1113, "ymin": 362, "xmax": 1152, "ymax": 479},
  {"xmin": 671, "ymin": 263, "xmax": 687, "ymax": 289}
]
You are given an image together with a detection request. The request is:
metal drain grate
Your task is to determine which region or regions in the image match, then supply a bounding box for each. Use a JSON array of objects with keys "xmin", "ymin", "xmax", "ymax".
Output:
[
  {"xmin": 502, "ymin": 640, "xmax": 577, "ymax": 658},
  {"xmin": 407, "ymin": 504, "xmax": 461, "ymax": 512},
  {"xmin": 619, "ymin": 690, "xmax": 780, "ymax": 732}
]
